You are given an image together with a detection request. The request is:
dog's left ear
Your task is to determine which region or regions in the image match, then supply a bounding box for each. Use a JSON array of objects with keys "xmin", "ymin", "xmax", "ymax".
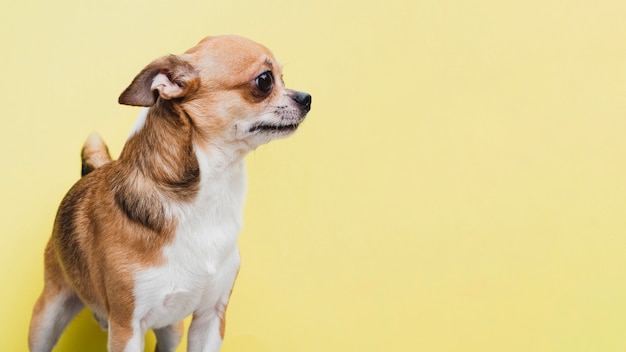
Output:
[{"xmin": 119, "ymin": 55, "xmax": 200, "ymax": 107}]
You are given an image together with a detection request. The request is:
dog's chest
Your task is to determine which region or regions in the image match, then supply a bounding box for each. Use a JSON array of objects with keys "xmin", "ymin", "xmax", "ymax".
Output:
[{"xmin": 132, "ymin": 157, "xmax": 246, "ymax": 329}]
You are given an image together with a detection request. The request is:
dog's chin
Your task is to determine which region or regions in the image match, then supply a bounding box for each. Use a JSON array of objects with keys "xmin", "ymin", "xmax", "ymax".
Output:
[{"xmin": 237, "ymin": 122, "xmax": 301, "ymax": 149}]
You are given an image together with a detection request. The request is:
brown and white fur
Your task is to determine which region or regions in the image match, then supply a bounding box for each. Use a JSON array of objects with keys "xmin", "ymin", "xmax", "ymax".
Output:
[{"xmin": 28, "ymin": 35, "xmax": 311, "ymax": 352}]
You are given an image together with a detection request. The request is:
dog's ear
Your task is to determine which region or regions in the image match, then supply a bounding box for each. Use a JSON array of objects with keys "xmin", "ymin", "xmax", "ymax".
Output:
[{"xmin": 119, "ymin": 55, "xmax": 200, "ymax": 107}]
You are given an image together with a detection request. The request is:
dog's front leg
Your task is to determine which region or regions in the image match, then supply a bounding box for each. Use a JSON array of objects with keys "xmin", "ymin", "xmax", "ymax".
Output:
[
  {"xmin": 154, "ymin": 321, "xmax": 184, "ymax": 352},
  {"xmin": 107, "ymin": 319, "xmax": 145, "ymax": 352},
  {"xmin": 187, "ymin": 306, "xmax": 226, "ymax": 352},
  {"xmin": 187, "ymin": 247, "xmax": 240, "ymax": 352}
]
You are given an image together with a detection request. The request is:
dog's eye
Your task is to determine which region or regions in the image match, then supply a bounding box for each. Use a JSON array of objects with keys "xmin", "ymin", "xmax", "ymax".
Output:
[{"xmin": 255, "ymin": 71, "xmax": 274, "ymax": 93}]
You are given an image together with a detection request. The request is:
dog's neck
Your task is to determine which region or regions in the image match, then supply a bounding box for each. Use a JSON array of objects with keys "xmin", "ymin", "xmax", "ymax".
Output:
[
  {"xmin": 112, "ymin": 102, "xmax": 245, "ymax": 232},
  {"xmin": 120, "ymin": 102, "xmax": 199, "ymax": 188}
]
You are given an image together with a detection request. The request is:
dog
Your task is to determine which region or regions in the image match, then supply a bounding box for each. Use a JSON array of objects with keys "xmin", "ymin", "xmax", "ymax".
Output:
[{"xmin": 28, "ymin": 35, "xmax": 311, "ymax": 352}]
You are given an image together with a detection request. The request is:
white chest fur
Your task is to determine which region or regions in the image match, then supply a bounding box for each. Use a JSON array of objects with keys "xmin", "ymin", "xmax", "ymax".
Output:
[{"xmin": 131, "ymin": 147, "xmax": 246, "ymax": 331}]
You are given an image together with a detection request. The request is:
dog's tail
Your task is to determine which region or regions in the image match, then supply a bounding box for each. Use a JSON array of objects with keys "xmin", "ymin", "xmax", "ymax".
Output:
[{"xmin": 81, "ymin": 132, "xmax": 112, "ymax": 177}]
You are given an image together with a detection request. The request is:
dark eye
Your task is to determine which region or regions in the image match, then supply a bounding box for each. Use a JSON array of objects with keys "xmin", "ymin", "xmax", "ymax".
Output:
[{"xmin": 255, "ymin": 71, "xmax": 274, "ymax": 93}]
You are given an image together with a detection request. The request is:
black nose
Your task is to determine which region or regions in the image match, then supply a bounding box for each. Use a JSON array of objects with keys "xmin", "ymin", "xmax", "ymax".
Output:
[{"xmin": 292, "ymin": 91, "xmax": 312, "ymax": 112}]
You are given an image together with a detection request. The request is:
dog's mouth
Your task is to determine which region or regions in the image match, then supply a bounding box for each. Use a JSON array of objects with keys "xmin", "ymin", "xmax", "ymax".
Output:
[{"xmin": 248, "ymin": 123, "xmax": 300, "ymax": 134}]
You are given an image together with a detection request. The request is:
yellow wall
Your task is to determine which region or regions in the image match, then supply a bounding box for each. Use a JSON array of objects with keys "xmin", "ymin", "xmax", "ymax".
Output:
[{"xmin": 2, "ymin": 0, "xmax": 626, "ymax": 351}]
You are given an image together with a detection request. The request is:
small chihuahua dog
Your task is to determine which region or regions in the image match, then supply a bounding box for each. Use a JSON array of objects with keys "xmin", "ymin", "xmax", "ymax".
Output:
[{"xmin": 28, "ymin": 35, "xmax": 311, "ymax": 352}]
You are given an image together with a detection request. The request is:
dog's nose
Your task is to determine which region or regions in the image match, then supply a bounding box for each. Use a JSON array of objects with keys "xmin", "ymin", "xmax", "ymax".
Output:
[{"xmin": 292, "ymin": 91, "xmax": 312, "ymax": 112}]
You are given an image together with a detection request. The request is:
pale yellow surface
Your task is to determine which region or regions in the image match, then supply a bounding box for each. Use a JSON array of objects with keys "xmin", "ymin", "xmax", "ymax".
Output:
[{"xmin": 2, "ymin": 0, "xmax": 626, "ymax": 351}]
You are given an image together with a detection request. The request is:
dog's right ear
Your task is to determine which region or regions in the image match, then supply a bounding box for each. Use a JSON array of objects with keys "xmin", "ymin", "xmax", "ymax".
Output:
[{"xmin": 119, "ymin": 55, "xmax": 200, "ymax": 107}]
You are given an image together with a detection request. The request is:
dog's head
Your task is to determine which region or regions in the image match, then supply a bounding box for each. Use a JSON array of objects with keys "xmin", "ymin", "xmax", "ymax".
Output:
[{"xmin": 119, "ymin": 35, "xmax": 311, "ymax": 150}]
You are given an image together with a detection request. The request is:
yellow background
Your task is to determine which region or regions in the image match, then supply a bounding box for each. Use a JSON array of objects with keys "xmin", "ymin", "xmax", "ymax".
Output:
[{"xmin": 2, "ymin": 0, "xmax": 626, "ymax": 351}]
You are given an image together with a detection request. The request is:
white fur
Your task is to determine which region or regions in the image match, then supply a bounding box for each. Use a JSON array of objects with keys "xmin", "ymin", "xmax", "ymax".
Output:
[
  {"xmin": 127, "ymin": 108, "xmax": 149, "ymax": 140},
  {"xmin": 128, "ymin": 145, "xmax": 246, "ymax": 351},
  {"xmin": 119, "ymin": 326, "xmax": 144, "ymax": 352},
  {"xmin": 30, "ymin": 292, "xmax": 84, "ymax": 352}
]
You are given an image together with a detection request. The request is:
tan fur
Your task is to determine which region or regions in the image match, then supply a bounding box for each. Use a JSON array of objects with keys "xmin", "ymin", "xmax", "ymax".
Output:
[
  {"xmin": 81, "ymin": 133, "xmax": 112, "ymax": 176},
  {"xmin": 29, "ymin": 35, "xmax": 311, "ymax": 352}
]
